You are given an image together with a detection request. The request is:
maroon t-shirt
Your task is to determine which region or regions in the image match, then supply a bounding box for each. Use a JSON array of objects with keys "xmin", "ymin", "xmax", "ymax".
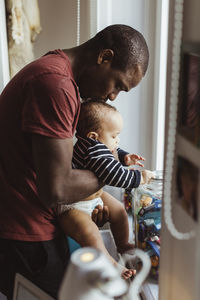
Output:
[{"xmin": 0, "ymin": 50, "xmax": 80, "ymax": 241}]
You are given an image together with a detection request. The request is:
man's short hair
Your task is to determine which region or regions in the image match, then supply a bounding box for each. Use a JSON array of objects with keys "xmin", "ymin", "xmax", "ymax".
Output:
[
  {"xmin": 76, "ymin": 101, "xmax": 117, "ymax": 137},
  {"xmin": 86, "ymin": 24, "xmax": 149, "ymax": 75}
]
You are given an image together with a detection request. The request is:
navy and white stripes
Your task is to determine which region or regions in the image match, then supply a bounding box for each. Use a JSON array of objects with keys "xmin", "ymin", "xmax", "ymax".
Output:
[{"xmin": 73, "ymin": 136, "xmax": 141, "ymax": 189}]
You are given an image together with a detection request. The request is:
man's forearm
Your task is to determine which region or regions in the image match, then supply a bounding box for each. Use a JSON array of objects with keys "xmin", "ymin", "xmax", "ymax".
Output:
[
  {"xmin": 57, "ymin": 168, "xmax": 104, "ymax": 204},
  {"xmin": 32, "ymin": 135, "xmax": 104, "ymax": 208},
  {"xmin": 37, "ymin": 168, "xmax": 104, "ymax": 208}
]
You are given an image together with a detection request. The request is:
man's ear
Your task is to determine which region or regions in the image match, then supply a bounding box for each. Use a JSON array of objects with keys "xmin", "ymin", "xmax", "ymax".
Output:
[
  {"xmin": 87, "ymin": 131, "xmax": 99, "ymax": 140},
  {"xmin": 97, "ymin": 49, "xmax": 114, "ymax": 65},
  {"xmin": 132, "ymin": 64, "xmax": 143, "ymax": 87}
]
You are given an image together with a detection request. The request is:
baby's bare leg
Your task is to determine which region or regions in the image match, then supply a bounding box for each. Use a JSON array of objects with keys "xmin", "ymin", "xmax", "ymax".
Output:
[
  {"xmin": 58, "ymin": 209, "xmax": 117, "ymax": 266},
  {"xmin": 59, "ymin": 208, "xmax": 135, "ymax": 279},
  {"xmin": 101, "ymin": 191, "xmax": 134, "ymax": 254}
]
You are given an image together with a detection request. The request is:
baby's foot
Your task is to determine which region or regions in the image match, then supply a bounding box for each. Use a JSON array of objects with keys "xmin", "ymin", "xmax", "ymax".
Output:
[
  {"xmin": 117, "ymin": 263, "xmax": 136, "ymax": 280},
  {"xmin": 122, "ymin": 268, "xmax": 136, "ymax": 280},
  {"xmin": 117, "ymin": 242, "xmax": 134, "ymax": 254}
]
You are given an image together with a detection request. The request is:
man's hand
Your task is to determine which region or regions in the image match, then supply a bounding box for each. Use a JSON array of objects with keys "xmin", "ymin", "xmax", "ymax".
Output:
[
  {"xmin": 91, "ymin": 205, "xmax": 109, "ymax": 227},
  {"xmin": 124, "ymin": 153, "xmax": 145, "ymax": 167}
]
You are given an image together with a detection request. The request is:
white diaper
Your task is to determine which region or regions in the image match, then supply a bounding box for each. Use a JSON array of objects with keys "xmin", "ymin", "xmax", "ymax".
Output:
[{"xmin": 58, "ymin": 197, "xmax": 103, "ymax": 216}]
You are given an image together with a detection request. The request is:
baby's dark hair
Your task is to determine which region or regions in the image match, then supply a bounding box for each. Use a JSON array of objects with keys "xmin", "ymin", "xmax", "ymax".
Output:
[{"xmin": 76, "ymin": 101, "xmax": 118, "ymax": 137}]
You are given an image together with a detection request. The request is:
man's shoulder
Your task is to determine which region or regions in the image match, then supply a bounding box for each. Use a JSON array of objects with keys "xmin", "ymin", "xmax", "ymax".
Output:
[
  {"xmin": 21, "ymin": 50, "xmax": 77, "ymax": 95},
  {"xmin": 22, "ymin": 50, "xmax": 72, "ymax": 84},
  {"xmin": 40, "ymin": 49, "xmax": 71, "ymax": 75}
]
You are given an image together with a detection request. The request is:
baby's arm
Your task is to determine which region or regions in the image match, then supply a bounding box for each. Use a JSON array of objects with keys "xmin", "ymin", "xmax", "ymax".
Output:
[
  {"xmin": 117, "ymin": 148, "xmax": 154, "ymax": 183},
  {"xmin": 86, "ymin": 143, "xmax": 141, "ymax": 189}
]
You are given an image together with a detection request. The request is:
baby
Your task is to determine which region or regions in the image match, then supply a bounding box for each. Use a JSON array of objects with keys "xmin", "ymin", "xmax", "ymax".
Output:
[{"xmin": 58, "ymin": 101, "xmax": 154, "ymax": 279}]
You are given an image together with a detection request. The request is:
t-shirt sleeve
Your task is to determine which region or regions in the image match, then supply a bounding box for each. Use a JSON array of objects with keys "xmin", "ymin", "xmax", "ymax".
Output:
[
  {"xmin": 117, "ymin": 147, "xmax": 129, "ymax": 165},
  {"xmin": 22, "ymin": 74, "xmax": 80, "ymax": 138}
]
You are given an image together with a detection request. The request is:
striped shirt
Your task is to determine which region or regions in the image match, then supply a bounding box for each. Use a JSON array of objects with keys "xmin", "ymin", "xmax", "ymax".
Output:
[{"xmin": 73, "ymin": 135, "xmax": 141, "ymax": 189}]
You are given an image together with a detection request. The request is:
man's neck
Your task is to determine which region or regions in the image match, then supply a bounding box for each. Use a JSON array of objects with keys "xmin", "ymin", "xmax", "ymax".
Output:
[{"xmin": 62, "ymin": 46, "xmax": 84, "ymax": 82}]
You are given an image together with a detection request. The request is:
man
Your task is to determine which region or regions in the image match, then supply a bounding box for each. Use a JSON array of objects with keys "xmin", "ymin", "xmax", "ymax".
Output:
[{"xmin": 0, "ymin": 24, "xmax": 149, "ymax": 298}]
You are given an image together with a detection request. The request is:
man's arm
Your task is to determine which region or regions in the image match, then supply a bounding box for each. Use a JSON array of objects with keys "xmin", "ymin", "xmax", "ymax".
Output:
[{"xmin": 32, "ymin": 134, "xmax": 104, "ymax": 208}]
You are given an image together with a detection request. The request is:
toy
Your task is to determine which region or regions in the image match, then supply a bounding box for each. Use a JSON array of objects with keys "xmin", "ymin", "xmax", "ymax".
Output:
[
  {"xmin": 123, "ymin": 188, "xmax": 133, "ymax": 212},
  {"xmin": 135, "ymin": 194, "xmax": 162, "ymax": 280},
  {"xmin": 151, "ymin": 255, "xmax": 159, "ymax": 267},
  {"xmin": 140, "ymin": 195, "xmax": 152, "ymax": 207}
]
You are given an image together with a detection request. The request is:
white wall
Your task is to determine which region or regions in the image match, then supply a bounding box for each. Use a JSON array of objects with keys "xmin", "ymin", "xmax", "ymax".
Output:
[{"xmin": 34, "ymin": 0, "xmax": 77, "ymax": 58}]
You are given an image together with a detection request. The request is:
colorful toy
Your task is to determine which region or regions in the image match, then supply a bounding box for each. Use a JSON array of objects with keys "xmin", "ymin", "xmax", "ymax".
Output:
[
  {"xmin": 134, "ymin": 192, "xmax": 162, "ymax": 280},
  {"xmin": 123, "ymin": 188, "xmax": 133, "ymax": 212},
  {"xmin": 140, "ymin": 195, "xmax": 152, "ymax": 207}
]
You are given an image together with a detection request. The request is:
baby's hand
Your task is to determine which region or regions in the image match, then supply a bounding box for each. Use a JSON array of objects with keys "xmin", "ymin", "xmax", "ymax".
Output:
[
  {"xmin": 140, "ymin": 170, "xmax": 155, "ymax": 184},
  {"xmin": 124, "ymin": 153, "xmax": 145, "ymax": 167}
]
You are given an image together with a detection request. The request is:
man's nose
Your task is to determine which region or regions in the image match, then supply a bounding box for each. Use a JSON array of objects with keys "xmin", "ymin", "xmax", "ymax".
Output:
[{"xmin": 108, "ymin": 91, "xmax": 119, "ymax": 101}]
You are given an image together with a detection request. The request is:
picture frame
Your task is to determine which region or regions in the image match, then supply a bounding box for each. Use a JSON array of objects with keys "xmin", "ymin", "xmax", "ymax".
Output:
[
  {"xmin": 13, "ymin": 273, "xmax": 54, "ymax": 300},
  {"xmin": 176, "ymin": 155, "xmax": 199, "ymax": 221},
  {"xmin": 178, "ymin": 43, "xmax": 200, "ymax": 148}
]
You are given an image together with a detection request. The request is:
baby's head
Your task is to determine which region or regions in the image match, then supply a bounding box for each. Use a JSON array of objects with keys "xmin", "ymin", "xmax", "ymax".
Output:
[{"xmin": 76, "ymin": 100, "xmax": 123, "ymax": 152}]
